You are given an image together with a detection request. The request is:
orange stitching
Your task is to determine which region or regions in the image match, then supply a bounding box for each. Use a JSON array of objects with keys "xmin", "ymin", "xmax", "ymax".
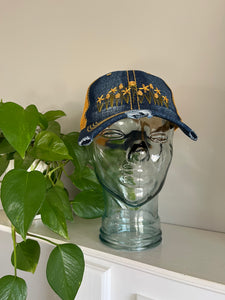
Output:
[
  {"xmin": 126, "ymin": 70, "xmax": 133, "ymax": 110},
  {"xmin": 133, "ymin": 70, "xmax": 140, "ymax": 110},
  {"xmin": 87, "ymin": 111, "xmax": 127, "ymax": 132},
  {"xmin": 94, "ymin": 82, "xmax": 169, "ymax": 112}
]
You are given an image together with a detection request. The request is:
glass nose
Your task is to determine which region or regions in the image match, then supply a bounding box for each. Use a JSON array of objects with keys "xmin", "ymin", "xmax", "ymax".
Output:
[{"xmin": 127, "ymin": 140, "xmax": 150, "ymax": 162}]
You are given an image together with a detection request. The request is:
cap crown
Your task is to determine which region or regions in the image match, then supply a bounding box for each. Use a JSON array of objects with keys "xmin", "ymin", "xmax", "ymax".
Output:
[{"xmin": 79, "ymin": 70, "xmax": 197, "ymax": 145}]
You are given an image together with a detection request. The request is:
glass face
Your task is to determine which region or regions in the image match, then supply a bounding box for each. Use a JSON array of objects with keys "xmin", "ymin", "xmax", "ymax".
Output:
[{"xmin": 92, "ymin": 117, "xmax": 174, "ymax": 207}]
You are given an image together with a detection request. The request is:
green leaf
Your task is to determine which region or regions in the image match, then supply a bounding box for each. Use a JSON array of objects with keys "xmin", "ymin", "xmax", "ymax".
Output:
[
  {"xmin": 47, "ymin": 121, "xmax": 61, "ymax": 136},
  {"xmin": 40, "ymin": 187, "xmax": 70, "ymax": 239},
  {"xmin": 32, "ymin": 131, "xmax": 72, "ymax": 161},
  {"xmin": 58, "ymin": 188, "xmax": 73, "ymax": 221},
  {"xmin": 1, "ymin": 169, "xmax": 46, "ymax": 239},
  {"xmin": 11, "ymin": 239, "xmax": 40, "ymax": 274},
  {"xmin": 62, "ymin": 132, "xmax": 90, "ymax": 171},
  {"xmin": 0, "ymin": 137, "xmax": 15, "ymax": 154},
  {"xmin": 46, "ymin": 244, "xmax": 84, "ymax": 300},
  {"xmin": 70, "ymin": 166, "xmax": 101, "ymax": 191},
  {"xmin": 45, "ymin": 176, "xmax": 54, "ymax": 191},
  {"xmin": 38, "ymin": 113, "xmax": 48, "ymax": 130},
  {"xmin": 55, "ymin": 179, "xmax": 64, "ymax": 189},
  {"xmin": 50, "ymin": 186, "xmax": 73, "ymax": 221},
  {"xmin": 0, "ymin": 154, "xmax": 10, "ymax": 177},
  {"xmin": 72, "ymin": 189, "xmax": 104, "ymax": 219},
  {"xmin": 14, "ymin": 149, "xmax": 35, "ymax": 170},
  {"xmin": 44, "ymin": 110, "xmax": 66, "ymax": 122},
  {"xmin": 0, "ymin": 102, "xmax": 39, "ymax": 158},
  {"xmin": 0, "ymin": 275, "xmax": 27, "ymax": 300}
]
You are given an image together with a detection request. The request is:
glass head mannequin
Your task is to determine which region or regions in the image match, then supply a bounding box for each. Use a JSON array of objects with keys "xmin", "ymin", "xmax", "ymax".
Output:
[{"xmin": 91, "ymin": 116, "xmax": 174, "ymax": 250}]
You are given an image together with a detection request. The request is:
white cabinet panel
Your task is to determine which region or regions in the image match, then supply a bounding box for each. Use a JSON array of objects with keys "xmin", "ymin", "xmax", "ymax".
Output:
[
  {"xmin": 76, "ymin": 259, "xmax": 111, "ymax": 300},
  {"xmin": 1, "ymin": 212, "xmax": 225, "ymax": 300}
]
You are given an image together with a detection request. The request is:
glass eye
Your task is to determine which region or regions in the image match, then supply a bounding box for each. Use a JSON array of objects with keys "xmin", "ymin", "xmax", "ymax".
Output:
[
  {"xmin": 149, "ymin": 131, "xmax": 168, "ymax": 143},
  {"xmin": 101, "ymin": 129, "xmax": 125, "ymax": 140}
]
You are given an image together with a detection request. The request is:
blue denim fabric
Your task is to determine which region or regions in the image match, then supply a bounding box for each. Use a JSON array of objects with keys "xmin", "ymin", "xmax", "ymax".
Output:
[{"xmin": 78, "ymin": 70, "xmax": 197, "ymax": 146}]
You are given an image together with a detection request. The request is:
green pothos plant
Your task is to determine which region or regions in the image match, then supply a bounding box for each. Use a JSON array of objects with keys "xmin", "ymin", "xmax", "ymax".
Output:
[{"xmin": 0, "ymin": 100, "xmax": 104, "ymax": 300}]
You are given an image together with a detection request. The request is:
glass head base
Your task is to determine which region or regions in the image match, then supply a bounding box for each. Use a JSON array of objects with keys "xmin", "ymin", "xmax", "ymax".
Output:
[{"xmin": 99, "ymin": 229, "xmax": 162, "ymax": 251}]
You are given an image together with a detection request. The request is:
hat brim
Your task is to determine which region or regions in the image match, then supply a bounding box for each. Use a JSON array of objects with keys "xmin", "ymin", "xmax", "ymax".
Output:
[{"xmin": 78, "ymin": 107, "xmax": 197, "ymax": 146}]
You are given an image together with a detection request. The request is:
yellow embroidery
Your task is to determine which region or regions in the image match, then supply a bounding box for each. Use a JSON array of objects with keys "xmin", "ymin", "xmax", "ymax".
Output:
[
  {"xmin": 122, "ymin": 94, "xmax": 130, "ymax": 104},
  {"xmin": 162, "ymin": 96, "xmax": 168, "ymax": 103},
  {"xmin": 153, "ymin": 97, "xmax": 160, "ymax": 105},
  {"xmin": 162, "ymin": 96, "xmax": 169, "ymax": 108},
  {"xmin": 140, "ymin": 84, "xmax": 149, "ymax": 93},
  {"xmin": 97, "ymin": 95, "xmax": 104, "ymax": 103},
  {"xmin": 128, "ymin": 81, "xmax": 136, "ymax": 87},
  {"xmin": 122, "ymin": 88, "xmax": 130, "ymax": 96},
  {"xmin": 110, "ymin": 87, "xmax": 117, "ymax": 94},
  {"xmin": 110, "ymin": 96, "xmax": 114, "ymax": 107},
  {"xmin": 137, "ymin": 90, "xmax": 143, "ymax": 96},
  {"xmin": 154, "ymin": 87, "xmax": 161, "ymax": 94},
  {"xmin": 132, "ymin": 70, "xmax": 140, "ymax": 110},
  {"xmin": 115, "ymin": 96, "xmax": 120, "ymax": 106},
  {"xmin": 87, "ymin": 111, "xmax": 127, "ymax": 132},
  {"xmin": 143, "ymin": 93, "xmax": 151, "ymax": 104},
  {"xmin": 95, "ymin": 83, "xmax": 169, "ymax": 113},
  {"xmin": 97, "ymin": 102, "xmax": 104, "ymax": 112},
  {"xmin": 126, "ymin": 70, "xmax": 133, "ymax": 110},
  {"xmin": 104, "ymin": 99, "xmax": 109, "ymax": 110}
]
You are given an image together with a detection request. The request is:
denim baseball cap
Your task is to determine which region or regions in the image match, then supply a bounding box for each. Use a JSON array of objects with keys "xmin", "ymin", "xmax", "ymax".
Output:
[{"xmin": 78, "ymin": 70, "xmax": 197, "ymax": 146}]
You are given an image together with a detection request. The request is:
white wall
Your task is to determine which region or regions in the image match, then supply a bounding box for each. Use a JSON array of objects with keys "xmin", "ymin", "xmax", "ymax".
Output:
[{"xmin": 0, "ymin": 0, "xmax": 224, "ymax": 233}]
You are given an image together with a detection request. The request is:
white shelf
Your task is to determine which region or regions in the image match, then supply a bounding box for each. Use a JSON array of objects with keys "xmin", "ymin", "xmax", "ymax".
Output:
[{"xmin": 0, "ymin": 210, "xmax": 225, "ymax": 298}]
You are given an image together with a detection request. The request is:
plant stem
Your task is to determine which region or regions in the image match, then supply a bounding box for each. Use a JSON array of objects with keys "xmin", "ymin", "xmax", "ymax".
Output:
[
  {"xmin": 27, "ymin": 233, "xmax": 58, "ymax": 246},
  {"xmin": 11, "ymin": 225, "xmax": 17, "ymax": 276},
  {"xmin": 48, "ymin": 173, "xmax": 55, "ymax": 186},
  {"xmin": 48, "ymin": 161, "xmax": 68, "ymax": 179},
  {"xmin": 47, "ymin": 161, "xmax": 69, "ymax": 186},
  {"xmin": 62, "ymin": 166, "xmax": 71, "ymax": 179}
]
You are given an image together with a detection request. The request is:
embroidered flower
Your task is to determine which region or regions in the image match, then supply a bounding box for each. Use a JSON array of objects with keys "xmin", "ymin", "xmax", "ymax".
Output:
[
  {"xmin": 137, "ymin": 90, "xmax": 143, "ymax": 96},
  {"xmin": 110, "ymin": 87, "xmax": 117, "ymax": 94},
  {"xmin": 154, "ymin": 87, "xmax": 161, "ymax": 94},
  {"xmin": 128, "ymin": 81, "xmax": 136, "ymax": 87},
  {"xmin": 119, "ymin": 83, "xmax": 124, "ymax": 90},
  {"xmin": 106, "ymin": 93, "xmax": 110, "ymax": 99},
  {"xmin": 122, "ymin": 88, "xmax": 130, "ymax": 96},
  {"xmin": 97, "ymin": 95, "xmax": 104, "ymax": 103},
  {"xmin": 162, "ymin": 96, "xmax": 169, "ymax": 103},
  {"xmin": 115, "ymin": 93, "xmax": 121, "ymax": 99},
  {"xmin": 140, "ymin": 84, "xmax": 149, "ymax": 93},
  {"xmin": 154, "ymin": 93, "xmax": 159, "ymax": 99}
]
